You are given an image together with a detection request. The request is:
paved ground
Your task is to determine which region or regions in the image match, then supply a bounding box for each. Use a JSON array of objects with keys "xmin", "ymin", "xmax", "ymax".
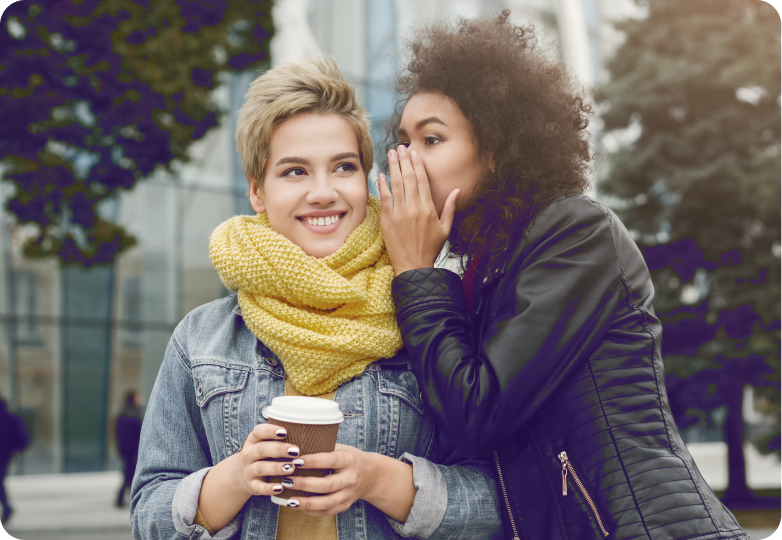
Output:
[
  {"xmin": 0, "ymin": 466, "xmax": 779, "ymax": 540},
  {"xmin": 1, "ymin": 472, "xmax": 133, "ymax": 540}
]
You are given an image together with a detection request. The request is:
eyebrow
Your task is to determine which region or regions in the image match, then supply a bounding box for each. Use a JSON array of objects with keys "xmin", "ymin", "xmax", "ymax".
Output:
[
  {"xmin": 274, "ymin": 152, "xmax": 360, "ymax": 166},
  {"xmin": 397, "ymin": 116, "xmax": 448, "ymax": 136}
]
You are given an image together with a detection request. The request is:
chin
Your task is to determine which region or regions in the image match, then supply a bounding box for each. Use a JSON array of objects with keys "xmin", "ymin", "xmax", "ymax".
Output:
[{"xmin": 304, "ymin": 242, "xmax": 342, "ymax": 259}]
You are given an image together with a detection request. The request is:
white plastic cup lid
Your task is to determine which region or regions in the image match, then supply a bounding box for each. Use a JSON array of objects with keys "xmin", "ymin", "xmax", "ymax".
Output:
[{"xmin": 266, "ymin": 396, "xmax": 344, "ymax": 425}]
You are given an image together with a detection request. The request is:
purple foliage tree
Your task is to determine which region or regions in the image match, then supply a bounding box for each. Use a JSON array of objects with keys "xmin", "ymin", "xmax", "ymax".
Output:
[{"xmin": 0, "ymin": 0, "xmax": 273, "ymax": 265}]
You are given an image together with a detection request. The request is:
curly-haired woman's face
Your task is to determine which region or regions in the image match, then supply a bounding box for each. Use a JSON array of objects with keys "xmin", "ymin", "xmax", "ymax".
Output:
[{"xmin": 397, "ymin": 92, "xmax": 492, "ymax": 214}]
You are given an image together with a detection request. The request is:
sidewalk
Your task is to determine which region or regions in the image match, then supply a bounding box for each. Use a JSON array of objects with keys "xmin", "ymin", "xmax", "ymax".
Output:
[{"xmin": 1, "ymin": 471, "xmax": 133, "ymax": 540}]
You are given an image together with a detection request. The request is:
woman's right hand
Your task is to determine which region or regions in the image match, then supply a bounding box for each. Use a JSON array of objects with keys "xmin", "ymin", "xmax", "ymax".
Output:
[
  {"xmin": 230, "ymin": 423, "xmax": 302, "ymax": 497},
  {"xmin": 198, "ymin": 423, "xmax": 301, "ymax": 531}
]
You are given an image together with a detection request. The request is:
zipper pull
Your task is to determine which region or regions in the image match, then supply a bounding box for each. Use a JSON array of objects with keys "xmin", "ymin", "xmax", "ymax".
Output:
[{"xmin": 558, "ymin": 451, "xmax": 568, "ymax": 496}]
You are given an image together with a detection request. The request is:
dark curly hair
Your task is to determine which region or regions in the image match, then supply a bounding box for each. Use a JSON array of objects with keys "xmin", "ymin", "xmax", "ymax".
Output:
[{"xmin": 383, "ymin": 9, "xmax": 593, "ymax": 274}]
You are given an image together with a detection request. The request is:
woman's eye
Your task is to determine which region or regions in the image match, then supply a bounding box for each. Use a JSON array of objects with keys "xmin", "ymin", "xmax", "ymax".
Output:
[
  {"xmin": 335, "ymin": 163, "xmax": 356, "ymax": 173},
  {"xmin": 283, "ymin": 168, "xmax": 306, "ymax": 177},
  {"xmin": 424, "ymin": 136, "xmax": 441, "ymax": 146}
]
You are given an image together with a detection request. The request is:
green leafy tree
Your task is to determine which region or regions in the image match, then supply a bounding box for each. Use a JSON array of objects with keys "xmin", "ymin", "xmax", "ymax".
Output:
[
  {"xmin": 0, "ymin": 0, "xmax": 274, "ymax": 265},
  {"xmin": 599, "ymin": 0, "xmax": 780, "ymax": 508}
]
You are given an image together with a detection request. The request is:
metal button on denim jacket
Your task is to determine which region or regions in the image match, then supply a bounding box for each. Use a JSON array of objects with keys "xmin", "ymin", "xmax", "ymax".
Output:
[{"xmin": 130, "ymin": 295, "xmax": 502, "ymax": 540}]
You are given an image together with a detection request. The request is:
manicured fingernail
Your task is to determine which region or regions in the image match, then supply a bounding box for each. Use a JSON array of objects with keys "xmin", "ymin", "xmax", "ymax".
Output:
[
  {"xmin": 399, "ymin": 145, "xmax": 407, "ymax": 154},
  {"xmin": 287, "ymin": 499, "xmax": 300, "ymax": 508},
  {"xmin": 389, "ymin": 150, "xmax": 397, "ymax": 158},
  {"xmin": 272, "ymin": 484, "xmax": 283, "ymax": 493},
  {"xmin": 281, "ymin": 478, "xmax": 294, "ymax": 488},
  {"xmin": 282, "ymin": 463, "xmax": 294, "ymax": 473},
  {"xmin": 287, "ymin": 447, "xmax": 300, "ymax": 457},
  {"xmin": 292, "ymin": 458, "xmax": 304, "ymax": 466},
  {"xmin": 276, "ymin": 429, "xmax": 287, "ymax": 438},
  {"xmin": 410, "ymin": 149, "xmax": 418, "ymax": 158}
]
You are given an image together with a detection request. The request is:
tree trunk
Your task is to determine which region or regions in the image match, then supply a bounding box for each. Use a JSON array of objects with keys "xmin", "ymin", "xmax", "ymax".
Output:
[{"xmin": 720, "ymin": 381, "xmax": 754, "ymax": 506}]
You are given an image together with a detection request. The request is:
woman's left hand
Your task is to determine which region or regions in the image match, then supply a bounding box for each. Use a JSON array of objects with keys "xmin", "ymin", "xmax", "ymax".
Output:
[
  {"xmin": 379, "ymin": 145, "xmax": 460, "ymax": 277},
  {"xmin": 285, "ymin": 443, "xmax": 415, "ymax": 522}
]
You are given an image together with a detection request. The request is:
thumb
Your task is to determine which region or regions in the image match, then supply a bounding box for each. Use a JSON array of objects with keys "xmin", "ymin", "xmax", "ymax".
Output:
[{"xmin": 439, "ymin": 189, "xmax": 460, "ymax": 236}]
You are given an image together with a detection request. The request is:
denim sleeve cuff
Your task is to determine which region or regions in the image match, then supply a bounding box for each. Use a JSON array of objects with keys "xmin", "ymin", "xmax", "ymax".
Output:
[
  {"xmin": 386, "ymin": 452, "xmax": 448, "ymax": 538},
  {"xmin": 172, "ymin": 467, "xmax": 241, "ymax": 540}
]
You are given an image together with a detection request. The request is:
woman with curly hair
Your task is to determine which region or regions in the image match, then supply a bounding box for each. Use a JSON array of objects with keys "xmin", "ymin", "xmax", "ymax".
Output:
[{"xmin": 379, "ymin": 10, "xmax": 749, "ymax": 540}]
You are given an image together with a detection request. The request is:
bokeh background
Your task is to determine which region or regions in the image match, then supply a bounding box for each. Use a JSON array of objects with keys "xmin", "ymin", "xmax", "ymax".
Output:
[{"xmin": 0, "ymin": 0, "xmax": 779, "ymax": 538}]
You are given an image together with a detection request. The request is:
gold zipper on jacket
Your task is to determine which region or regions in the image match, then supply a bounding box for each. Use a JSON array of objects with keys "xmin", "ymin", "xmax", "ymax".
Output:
[
  {"xmin": 558, "ymin": 451, "xmax": 609, "ymax": 537},
  {"xmin": 493, "ymin": 450, "xmax": 521, "ymax": 540}
]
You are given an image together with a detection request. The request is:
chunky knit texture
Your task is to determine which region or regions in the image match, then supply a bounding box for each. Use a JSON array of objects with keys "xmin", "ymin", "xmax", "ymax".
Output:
[{"xmin": 210, "ymin": 196, "xmax": 402, "ymax": 395}]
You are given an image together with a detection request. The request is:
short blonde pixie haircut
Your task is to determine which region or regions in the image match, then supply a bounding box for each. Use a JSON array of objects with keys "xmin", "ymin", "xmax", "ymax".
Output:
[{"xmin": 236, "ymin": 56, "xmax": 374, "ymax": 189}]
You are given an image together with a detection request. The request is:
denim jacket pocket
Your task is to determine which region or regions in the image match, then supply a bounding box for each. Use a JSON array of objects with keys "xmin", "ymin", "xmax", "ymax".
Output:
[
  {"xmin": 192, "ymin": 362, "xmax": 250, "ymax": 408},
  {"xmin": 377, "ymin": 365, "xmax": 429, "ymax": 415},
  {"xmin": 192, "ymin": 361, "xmax": 251, "ymax": 459}
]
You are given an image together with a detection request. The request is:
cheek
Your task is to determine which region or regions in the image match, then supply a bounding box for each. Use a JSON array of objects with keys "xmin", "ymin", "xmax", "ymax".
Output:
[
  {"xmin": 347, "ymin": 181, "xmax": 369, "ymax": 223},
  {"xmin": 424, "ymin": 156, "xmax": 461, "ymax": 196}
]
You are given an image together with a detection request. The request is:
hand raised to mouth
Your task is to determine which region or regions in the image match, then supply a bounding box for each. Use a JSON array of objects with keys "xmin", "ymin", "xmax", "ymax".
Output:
[{"xmin": 378, "ymin": 145, "xmax": 459, "ymax": 277}]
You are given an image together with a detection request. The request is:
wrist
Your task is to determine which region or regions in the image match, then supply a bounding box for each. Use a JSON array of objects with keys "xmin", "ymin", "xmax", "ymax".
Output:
[
  {"xmin": 362, "ymin": 452, "xmax": 385, "ymax": 502},
  {"xmin": 393, "ymin": 263, "xmax": 434, "ymax": 278},
  {"xmin": 362, "ymin": 453, "xmax": 415, "ymax": 522}
]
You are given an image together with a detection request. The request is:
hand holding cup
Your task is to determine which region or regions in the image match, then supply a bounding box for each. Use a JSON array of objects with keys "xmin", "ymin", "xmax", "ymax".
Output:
[
  {"xmin": 264, "ymin": 396, "xmax": 344, "ymax": 507},
  {"xmin": 230, "ymin": 422, "xmax": 302, "ymax": 499}
]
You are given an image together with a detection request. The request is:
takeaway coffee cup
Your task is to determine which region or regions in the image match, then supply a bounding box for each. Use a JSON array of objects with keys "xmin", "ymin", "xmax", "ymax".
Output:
[{"xmin": 264, "ymin": 396, "xmax": 344, "ymax": 505}]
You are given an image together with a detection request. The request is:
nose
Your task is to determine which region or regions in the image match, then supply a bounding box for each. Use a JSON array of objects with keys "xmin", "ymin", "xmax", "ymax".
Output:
[{"xmin": 305, "ymin": 173, "xmax": 338, "ymax": 205}]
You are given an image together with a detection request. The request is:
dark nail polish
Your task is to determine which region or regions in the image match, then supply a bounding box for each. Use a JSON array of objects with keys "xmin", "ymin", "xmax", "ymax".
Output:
[
  {"xmin": 282, "ymin": 464, "xmax": 294, "ymax": 473},
  {"xmin": 287, "ymin": 447, "xmax": 300, "ymax": 457},
  {"xmin": 288, "ymin": 499, "xmax": 300, "ymax": 508},
  {"xmin": 276, "ymin": 429, "xmax": 287, "ymax": 438},
  {"xmin": 272, "ymin": 485, "xmax": 283, "ymax": 493},
  {"xmin": 281, "ymin": 478, "xmax": 294, "ymax": 488}
]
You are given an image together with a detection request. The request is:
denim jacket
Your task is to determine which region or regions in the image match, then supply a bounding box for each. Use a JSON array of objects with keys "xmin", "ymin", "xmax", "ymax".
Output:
[{"xmin": 130, "ymin": 296, "xmax": 501, "ymax": 540}]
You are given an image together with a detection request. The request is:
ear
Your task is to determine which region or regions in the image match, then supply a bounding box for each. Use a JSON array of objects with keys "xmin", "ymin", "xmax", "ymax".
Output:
[{"xmin": 249, "ymin": 180, "xmax": 266, "ymax": 214}]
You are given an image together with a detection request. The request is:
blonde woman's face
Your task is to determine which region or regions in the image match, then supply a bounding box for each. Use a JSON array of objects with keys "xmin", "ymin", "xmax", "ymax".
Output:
[{"xmin": 250, "ymin": 113, "xmax": 368, "ymax": 258}]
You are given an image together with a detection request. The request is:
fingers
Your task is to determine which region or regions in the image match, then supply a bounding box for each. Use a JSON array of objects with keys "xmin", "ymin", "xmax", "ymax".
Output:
[
  {"xmin": 246, "ymin": 440, "xmax": 301, "ymax": 463},
  {"xmin": 440, "ymin": 188, "xmax": 460, "ymax": 234},
  {"xmin": 395, "ymin": 145, "xmax": 420, "ymax": 205},
  {"xmin": 282, "ymin": 491, "xmax": 352, "ymax": 516},
  {"xmin": 245, "ymin": 423, "xmax": 287, "ymax": 445},
  {"xmin": 387, "ymin": 149, "xmax": 405, "ymax": 203},
  {"xmin": 408, "ymin": 149, "xmax": 431, "ymax": 205},
  {"xmin": 281, "ymin": 476, "xmax": 354, "ymax": 516},
  {"xmin": 378, "ymin": 173, "xmax": 393, "ymax": 214},
  {"xmin": 280, "ymin": 471, "xmax": 345, "ymax": 495},
  {"xmin": 295, "ymin": 448, "xmax": 352, "ymax": 471},
  {"xmin": 242, "ymin": 458, "xmax": 301, "ymax": 496}
]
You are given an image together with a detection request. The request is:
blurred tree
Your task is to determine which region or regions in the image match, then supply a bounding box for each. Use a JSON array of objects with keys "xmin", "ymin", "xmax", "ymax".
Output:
[
  {"xmin": 0, "ymin": 0, "xmax": 273, "ymax": 265},
  {"xmin": 600, "ymin": 0, "xmax": 780, "ymax": 509}
]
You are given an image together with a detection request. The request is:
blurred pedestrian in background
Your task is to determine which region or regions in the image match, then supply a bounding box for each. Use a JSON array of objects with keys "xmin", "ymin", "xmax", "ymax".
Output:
[
  {"xmin": 0, "ymin": 397, "xmax": 29, "ymax": 524},
  {"xmin": 116, "ymin": 391, "xmax": 143, "ymax": 508}
]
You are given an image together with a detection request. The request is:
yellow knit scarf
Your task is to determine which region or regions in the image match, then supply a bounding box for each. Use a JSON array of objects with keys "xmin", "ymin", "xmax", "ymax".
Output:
[{"xmin": 209, "ymin": 196, "xmax": 402, "ymax": 395}]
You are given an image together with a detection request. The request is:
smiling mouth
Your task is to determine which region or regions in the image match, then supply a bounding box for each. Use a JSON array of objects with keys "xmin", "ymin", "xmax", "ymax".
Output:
[{"xmin": 298, "ymin": 213, "xmax": 345, "ymax": 227}]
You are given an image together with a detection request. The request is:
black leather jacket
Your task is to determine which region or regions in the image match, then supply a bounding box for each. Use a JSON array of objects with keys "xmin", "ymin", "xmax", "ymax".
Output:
[{"xmin": 392, "ymin": 195, "xmax": 748, "ymax": 540}]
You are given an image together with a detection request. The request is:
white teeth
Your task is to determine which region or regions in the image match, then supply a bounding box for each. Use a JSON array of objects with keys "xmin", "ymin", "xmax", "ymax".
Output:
[{"xmin": 303, "ymin": 214, "xmax": 342, "ymax": 226}]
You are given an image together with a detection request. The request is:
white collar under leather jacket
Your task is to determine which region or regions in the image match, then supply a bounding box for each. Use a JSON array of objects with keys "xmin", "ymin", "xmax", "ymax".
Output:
[{"xmin": 391, "ymin": 194, "xmax": 750, "ymax": 540}]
